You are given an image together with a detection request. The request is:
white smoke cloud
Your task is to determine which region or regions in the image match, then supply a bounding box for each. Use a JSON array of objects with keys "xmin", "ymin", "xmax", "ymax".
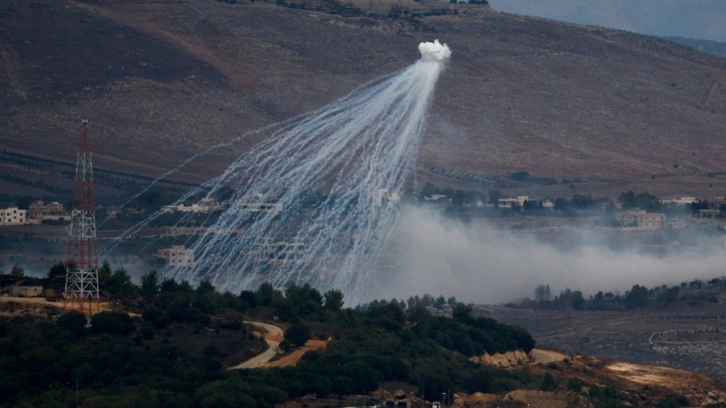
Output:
[
  {"xmin": 418, "ymin": 40, "xmax": 452, "ymax": 63},
  {"xmin": 373, "ymin": 205, "xmax": 726, "ymax": 304}
]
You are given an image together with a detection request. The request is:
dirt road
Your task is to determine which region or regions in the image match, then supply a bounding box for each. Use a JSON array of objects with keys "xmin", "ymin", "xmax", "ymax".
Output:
[{"xmin": 229, "ymin": 321, "xmax": 284, "ymax": 370}]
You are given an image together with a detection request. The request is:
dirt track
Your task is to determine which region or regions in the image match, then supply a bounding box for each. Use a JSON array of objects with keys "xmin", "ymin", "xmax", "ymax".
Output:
[
  {"xmin": 229, "ymin": 321, "xmax": 328, "ymax": 370},
  {"xmin": 229, "ymin": 321, "xmax": 284, "ymax": 369}
]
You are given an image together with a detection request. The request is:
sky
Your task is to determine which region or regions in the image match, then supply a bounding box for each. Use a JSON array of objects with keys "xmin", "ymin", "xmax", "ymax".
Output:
[{"xmin": 487, "ymin": 0, "xmax": 726, "ymax": 42}]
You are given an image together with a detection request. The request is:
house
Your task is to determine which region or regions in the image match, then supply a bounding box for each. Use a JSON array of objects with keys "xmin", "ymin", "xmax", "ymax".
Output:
[
  {"xmin": 161, "ymin": 200, "xmax": 220, "ymax": 213},
  {"xmin": 662, "ymin": 196, "xmax": 698, "ymax": 206},
  {"xmin": 0, "ymin": 207, "xmax": 26, "ymax": 225},
  {"xmin": 231, "ymin": 194, "xmax": 282, "ymax": 213},
  {"xmin": 27, "ymin": 200, "xmax": 70, "ymax": 222},
  {"xmin": 617, "ymin": 210, "xmax": 665, "ymax": 230},
  {"xmin": 9, "ymin": 285, "xmax": 43, "ymax": 297},
  {"xmin": 374, "ymin": 189, "xmax": 401, "ymax": 208},
  {"xmin": 156, "ymin": 246, "xmax": 196, "ymax": 267},
  {"xmin": 498, "ymin": 195, "xmax": 529, "ymax": 209}
]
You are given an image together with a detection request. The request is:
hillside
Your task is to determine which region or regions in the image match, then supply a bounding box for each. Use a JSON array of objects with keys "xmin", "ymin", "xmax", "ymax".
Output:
[
  {"xmin": 1, "ymin": 0, "xmax": 725, "ymax": 202},
  {"xmin": 668, "ymin": 36, "xmax": 726, "ymax": 59},
  {"xmin": 2, "ymin": 276, "xmax": 725, "ymax": 407}
]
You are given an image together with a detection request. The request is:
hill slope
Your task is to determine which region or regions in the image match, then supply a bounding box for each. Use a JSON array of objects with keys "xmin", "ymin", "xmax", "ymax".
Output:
[{"xmin": 1, "ymin": 0, "xmax": 725, "ymax": 201}]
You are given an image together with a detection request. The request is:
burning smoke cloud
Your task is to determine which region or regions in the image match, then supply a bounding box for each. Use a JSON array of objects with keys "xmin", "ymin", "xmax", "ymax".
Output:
[
  {"xmin": 375, "ymin": 205, "xmax": 726, "ymax": 304},
  {"xmin": 418, "ymin": 40, "xmax": 452, "ymax": 63}
]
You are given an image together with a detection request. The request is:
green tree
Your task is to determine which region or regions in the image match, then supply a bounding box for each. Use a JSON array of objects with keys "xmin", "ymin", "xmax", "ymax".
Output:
[
  {"xmin": 140, "ymin": 270, "xmax": 159, "ymax": 299},
  {"xmin": 625, "ymin": 284, "xmax": 649, "ymax": 309},
  {"xmin": 571, "ymin": 290, "xmax": 585, "ymax": 310},
  {"xmin": 57, "ymin": 311, "xmax": 87, "ymax": 336},
  {"xmin": 256, "ymin": 282, "xmax": 281, "ymax": 306},
  {"xmin": 534, "ymin": 284, "xmax": 551, "ymax": 302},
  {"xmin": 323, "ymin": 289, "xmax": 344, "ymax": 311},
  {"xmin": 47, "ymin": 261, "xmax": 67, "ymax": 280},
  {"xmin": 540, "ymin": 373, "xmax": 558, "ymax": 391},
  {"xmin": 10, "ymin": 264, "xmax": 24, "ymax": 277},
  {"xmin": 89, "ymin": 311, "xmax": 136, "ymax": 335},
  {"xmin": 284, "ymin": 323, "xmax": 311, "ymax": 349},
  {"xmin": 103, "ymin": 267, "xmax": 135, "ymax": 298}
]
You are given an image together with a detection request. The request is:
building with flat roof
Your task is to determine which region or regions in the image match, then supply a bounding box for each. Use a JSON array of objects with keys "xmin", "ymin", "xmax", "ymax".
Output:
[
  {"xmin": 156, "ymin": 246, "xmax": 196, "ymax": 268},
  {"xmin": 0, "ymin": 207, "xmax": 26, "ymax": 225},
  {"xmin": 617, "ymin": 210, "xmax": 665, "ymax": 230}
]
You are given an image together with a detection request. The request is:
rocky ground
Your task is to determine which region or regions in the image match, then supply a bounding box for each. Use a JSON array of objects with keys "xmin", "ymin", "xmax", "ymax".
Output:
[{"xmin": 477, "ymin": 303, "xmax": 726, "ymax": 381}]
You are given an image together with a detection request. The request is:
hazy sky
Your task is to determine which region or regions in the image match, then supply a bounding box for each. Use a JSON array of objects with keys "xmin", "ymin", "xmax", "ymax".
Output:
[{"xmin": 487, "ymin": 0, "xmax": 726, "ymax": 42}]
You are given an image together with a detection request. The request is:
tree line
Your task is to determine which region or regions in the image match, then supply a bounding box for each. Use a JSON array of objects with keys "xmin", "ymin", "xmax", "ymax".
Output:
[{"xmin": 513, "ymin": 278, "xmax": 725, "ymax": 311}]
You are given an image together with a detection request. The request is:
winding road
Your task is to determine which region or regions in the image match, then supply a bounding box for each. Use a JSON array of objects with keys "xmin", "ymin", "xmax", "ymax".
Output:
[{"xmin": 229, "ymin": 321, "xmax": 284, "ymax": 370}]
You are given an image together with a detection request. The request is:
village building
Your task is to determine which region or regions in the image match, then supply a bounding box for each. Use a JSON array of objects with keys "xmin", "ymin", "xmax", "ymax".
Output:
[
  {"xmin": 155, "ymin": 246, "xmax": 196, "ymax": 268},
  {"xmin": 374, "ymin": 189, "xmax": 401, "ymax": 208},
  {"xmin": 0, "ymin": 207, "xmax": 26, "ymax": 225},
  {"xmin": 27, "ymin": 200, "xmax": 70, "ymax": 222},
  {"xmin": 498, "ymin": 195, "xmax": 529, "ymax": 209},
  {"xmin": 617, "ymin": 210, "xmax": 665, "ymax": 230},
  {"xmin": 662, "ymin": 196, "xmax": 698, "ymax": 206},
  {"xmin": 161, "ymin": 199, "xmax": 221, "ymax": 213}
]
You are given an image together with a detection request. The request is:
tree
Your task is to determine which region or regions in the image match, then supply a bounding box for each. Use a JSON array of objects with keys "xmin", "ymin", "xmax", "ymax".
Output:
[
  {"xmin": 420, "ymin": 182, "xmax": 439, "ymax": 198},
  {"xmin": 619, "ymin": 190, "xmax": 636, "ymax": 208},
  {"xmin": 256, "ymin": 282, "xmax": 281, "ymax": 306},
  {"xmin": 488, "ymin": 190, "xmax": 501, "ymax": 207},
  {"xmin": 140, "ymin": 270, "xmax": 159, "ymax": 299},
  {"xmin": 57, "ymin": 311, "xmax": 87, "ymax": 336},
  {"xmin": 286, "ymin": 283, "xmax": 323, "ymax": 316},
  {"xmin": 571, "ymin": 290, "xmax": 585, "ymax": 310},
  {"xmin": 625, "ymin": 284, "xmax": 649, "ymax": 309},
  {"xmin": 570, "ymin": 194, "xmax": 594, "ymax": 210},
  {"xmin": 10, "ymin": 265, "xmax": 24, "ymax": 277},
  {"xmin": 89, "ymin": 311, "xmax": 136, "ymax": 335},
  {"xmin": 103, "ymin": 267, "xmax": 135, "ymax": 298},
  {"xmin": 323, "ymin": 289, "xmax": 344, "ymax": 311},
  {"xmin": 47, "ymin": 261, "xmax": 67, "ymax": 280},
  {"xmin": 534, "ymin": 284, "xmax": 551, "ymax": 302},
  {"xmin": 452, "ymin": 303, "xmax": 473, "ymax": 322},
  {"xmin": 510, "ymin": 171, "xmax": 529, "ymax": 181},
  {"xmin": 283, "ymin": 323, "xmax": 311, "ymax": 349}
]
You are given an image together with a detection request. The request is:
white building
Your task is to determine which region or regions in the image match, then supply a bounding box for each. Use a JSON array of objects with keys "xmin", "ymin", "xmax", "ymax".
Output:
[
  {"xmin": 374, "ymin": 189, "xmax": 401, "ymax": 208},
  {"xmin": 0, "ymin": 207, "xmax": 26, "ymax": 225},
  {"xmin": 27, "ymin": 200, "xmax": 69, "ymax": 221},
  {"xmin": 232, "ymin": 193, "xmax": 283, "ymax": 213},
  {"xmin": 498, "ymin": 195, "xmax": 529, "ymax": 209},
  {"xmin": 156, "ymin": 246, "xmax": 196, "ymax": 268},
  {"xmin": 662, "ymin": 196, "xmax": 698, "ymax": 206},
  {"xmin": 617, "ymin": 210, "xmax": 665, "ymax": 230},
  {"xmin": 161, "ymin": 199, "xmax": 221, "ymax": 213}
]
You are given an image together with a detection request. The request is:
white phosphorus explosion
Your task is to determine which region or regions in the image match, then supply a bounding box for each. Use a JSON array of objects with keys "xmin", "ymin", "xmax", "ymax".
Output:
[{"xmin": 106, "ymin": 41, "xmax": 451, "ymax": 304}]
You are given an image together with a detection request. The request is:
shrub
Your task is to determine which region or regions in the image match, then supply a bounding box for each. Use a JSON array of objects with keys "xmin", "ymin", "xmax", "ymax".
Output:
[{"xmin": 90, "ymin": 311, "xmax": 136, "ymax": 336}]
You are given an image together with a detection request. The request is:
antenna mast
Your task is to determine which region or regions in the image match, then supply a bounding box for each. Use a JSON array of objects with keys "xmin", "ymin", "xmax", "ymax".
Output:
[{"xmin": 65, "ymin": 119, "xmax": 100, "ymax": 315}]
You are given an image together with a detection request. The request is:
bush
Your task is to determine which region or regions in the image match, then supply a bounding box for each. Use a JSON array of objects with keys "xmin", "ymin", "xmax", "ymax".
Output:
[
  {"xmin": 57, "ymin": 310, "xmax": 87, "ymax": 336},
  {"xmin": 283, "ymin": 323, "xmax": 311, "ymax": 349},
  {"xmin": 566, "ymin": 377, "xmax": 584, "ymax": 392},
  {"xmin": 540, "ymin": 373, "xmax": 558, "ymax": 391},
  {"xmin": 90, "ymin": 311, "xmax": 136, "ymax": 336}
]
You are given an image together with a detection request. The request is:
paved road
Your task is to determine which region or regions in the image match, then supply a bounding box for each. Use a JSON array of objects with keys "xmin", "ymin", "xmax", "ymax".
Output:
[{"xmin": 229, "ymin": 321, "xmax": 284, "ymax": 370}]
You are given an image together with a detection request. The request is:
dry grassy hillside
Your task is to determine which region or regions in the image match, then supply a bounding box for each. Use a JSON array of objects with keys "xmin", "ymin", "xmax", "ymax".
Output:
[{"xmin": 0, "ymin": 0, "xmax": 725, "ymax": 201}]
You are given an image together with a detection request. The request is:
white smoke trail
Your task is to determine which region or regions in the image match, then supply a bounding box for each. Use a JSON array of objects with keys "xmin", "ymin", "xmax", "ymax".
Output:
[{"xmin": 114, "ymin": 41, "xmax": 451, "ymax": 304}]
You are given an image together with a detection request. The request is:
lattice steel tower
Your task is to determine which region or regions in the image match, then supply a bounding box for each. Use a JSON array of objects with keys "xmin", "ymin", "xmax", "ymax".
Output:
[{"xmin": 65, "ymin": 119, "xmax": 100, "ymax": 315}]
